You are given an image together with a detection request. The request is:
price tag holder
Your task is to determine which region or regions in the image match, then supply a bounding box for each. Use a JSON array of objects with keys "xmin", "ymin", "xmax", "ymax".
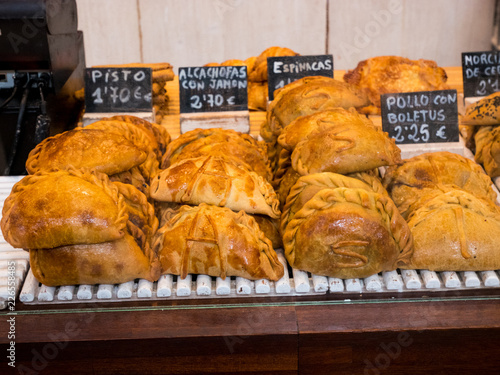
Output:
[
  {"xmin": 381, "ymin": 89, "xmax": 464, "ymax": 158},
  {"xmin": 178, "ymin": 66, "xmax": 249, "ymax": 134},
  {"xmin": 462, "ymin": 51, "xmax": 500, "ymax": 99},
  {"xmin": 82, "ymin": 67, "xmax": 154, "ymax": 126},
  {"xmin": 267, "ymin": 55, "xmax": 333, "ymax": 101}
]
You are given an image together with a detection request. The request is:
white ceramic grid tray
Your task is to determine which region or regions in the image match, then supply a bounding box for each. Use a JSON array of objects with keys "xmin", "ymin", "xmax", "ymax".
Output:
[{"xmin": 0, "ymin": 173, "xmax": 498, "ymax": 307}]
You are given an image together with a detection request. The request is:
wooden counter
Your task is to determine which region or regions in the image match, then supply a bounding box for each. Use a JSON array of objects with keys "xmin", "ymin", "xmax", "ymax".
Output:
[
  {"xmin": 2, "ymin": 67, "xmax": 500, "ymax": 374},
  {"xmin": 1, "ymin": 296, "xmax": 499, "ymax": 374}
]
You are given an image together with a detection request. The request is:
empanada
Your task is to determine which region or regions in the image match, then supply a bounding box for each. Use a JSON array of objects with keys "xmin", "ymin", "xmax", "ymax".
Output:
[
  {"xmin": 265, "ymin": 76, "xmax": 369, "ymax": 142},
  {"xmin": 474, "ymin": 125, "xmax": 500, "ymax": 178},
  {"xmin": 280, "ymin": 172, "xmax": 388, "ymax": 235},
  {"xmin": 249, "ymin": 46, "xmax": 299, "ymax": 82},
  {"xmin": 1, "ymin": 169, "xmax": 129, "ymax": 249},
  {"xmin": 291, "ymin": 112, "xmax": 401, "ymax": 175},
  {"xmin": 100, "ymin": 115, "xmax": 171, "ymax": 159},
  {"xmin": 277, "ymin": 107, "xmax": 375, "ymax": 151},
  {"xmin": 162, "ymin": 128, "xmax": 271, "ymax": 181},
  {"xmin": 404, "ymin": 189, "xmax": 500, "ymax": 271},
  {"xmin": 153, "ymin": 204, "xmax": 284, "ymax": 280},
  {"xmin": 248, "ymin": 81, "xmax": 268, "ymax": 111},
  {"xmin": 86, "ymin": 119, "xmax": 160, "ymax": 179},
  {"xmin": 461, "ymin": 92, "xmax": 500, "ymax": 126},
  {"xmin": 343, "ymin": 56, "xmax": 449, "ymax": 115},
  {"xmin": 383, "ymin": 151, "xmax": 497, "ymax": 217},
  {"xmin": 1, "ymin": 168, "xmax": 161, "ymax": 286},
  {"xmin": 25, "ymin": 128, "xmax": 146, "ymax": 175},
  {"xmin": 30, "ymin": 233, "xmax": 160, "ymax": 286},
  {"xmin": 283, "ymin": 188, "xmax": 413, "ymax": 279},
  {"xmin": 251, "ymin": 214, "xmax": 283, "ymax": 249},
  {"xmin": 150, "ymin": 156, "xmax": 280, "ymax": 218}
]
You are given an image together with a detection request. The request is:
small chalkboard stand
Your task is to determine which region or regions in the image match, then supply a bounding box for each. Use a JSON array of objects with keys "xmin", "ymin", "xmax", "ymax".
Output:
[
  {"xmin": 81, "ymin": 67, "xmax": 154, "ymax": 126},
  {"xmin": 461, "ymin": 51, "xmax": 500, "ymax": 111},
  {"xmin": 178, "ymin": 66, "xmax": 250, "ymax": 134},
  {"xmin": 266, "ymin": 54, "xmax": 334, "ymax": 103},
  {"xmin": 381, "ymin": 89, "xmax": 464, "ymax": 159}
]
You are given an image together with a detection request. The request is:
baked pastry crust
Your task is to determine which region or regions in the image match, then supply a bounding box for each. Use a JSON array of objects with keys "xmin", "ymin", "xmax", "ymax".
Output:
[
  {"xmin": 383, "ymin": 151, "xmax": 497, "ymax": 218},
  {"xmin": 251, "ymin": 214, "xmax": 283, "ymax": 249},
  {"xmin": 86, "ymin": 119, "xmax": 160, "ymax": 180},
  {"xmin": 162, "ymin": 128, "xmax": 271, "ymax": 181},
  {"xmin": 462, "ymin": 92, "xmax": 500, "ymax": 126},
  {"xmin": 249, "ymin": 46, "xmax": 299, "ymax": 82},
  {"xmin": 290, "ymin": 111, "xmax": 401, "ymax": 175},
  {"xmin": 283, "ymin": 188, "xmax": 413, "ymax": 279},
  {"xmin": 30, "ymin": 233, "xmax": 160, "ymax": 286},
  {"xmin": 151, "ymin": 156, "xmax": 280, "ymax": 218},
  {"xmin": 277, "ymin": 107, "xmax": 376, "ymax": 151},
  {"xmin": 281, "ymin": 172, "xmax": 387, "ymax": 235},
  {"xmin": 26, "ymin": 128, "xmax": 146, "ymax": 176},
  {"xmin": 100, "ymin": 115, "xmax": 171, "ymax": 159},
  {"xmin": 404, "ymin": 189, "xmax": 500, "ymax": 271},
  {"xmin": 248, "ymin": 81, "xmax": 268, "ymax": 111},
  {"xmin": 343, "ymin": 55, "xmax": 449, "ymax": 114},
  {"xmin": 153, "ymin": 204, "xmax": 284, "ymax": 280},
  {"xmin": 265, "ymin": 76, "xmax": 369, "ymax": 142},
  {"xmin": 474, "ymin": 125, "xmax": 500, "ymax": 178},
  {"xmin": 1, "ymin": 169, "xmax": 129, "ymax": 249}
]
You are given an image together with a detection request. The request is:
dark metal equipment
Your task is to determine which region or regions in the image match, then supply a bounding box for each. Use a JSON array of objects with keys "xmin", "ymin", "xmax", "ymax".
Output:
[{"xmin": 0, "ymin": 0, "xmax": 86, "ymax": 175}]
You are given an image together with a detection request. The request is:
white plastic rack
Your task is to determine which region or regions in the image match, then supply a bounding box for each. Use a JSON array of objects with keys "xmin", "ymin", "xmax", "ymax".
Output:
[{"xmin": 0, "ymin": 175, "xmax": 499, "ymax": 308}]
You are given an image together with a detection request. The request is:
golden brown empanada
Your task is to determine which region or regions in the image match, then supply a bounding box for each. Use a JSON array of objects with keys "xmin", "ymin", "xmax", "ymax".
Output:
[
  {"xmin": 383, "ymin": 151, "xmax": 497, "ymax": 218},
  {"xmin": 1, "ymin": 168, "xmax": 161, "ymax": 286},
  {"xmin": 109, "ymin": 166, "xmax": 149, "ymax": 196},
  {"xmin": 474, "ymin": 125, "xmax": 500, "ymax": 178},
  {"xmin": 25, "ymin": 128, "xmax": 146, "ymax": 175},
  {"xmin": 86, "ymin": 119, "xmax": 160, "ymax": 180},
  {"xmin": 275, "ymin": 166, "xmax": 302, "ymax": 208},
  {"xmin": 162, "ymin": 128, "xmax": 271, "ymax": 181},
  {"xmin": 290, "ymin": 112, "xmax": 401, "ymax": 175},
  {"xmin": 250, "ymin": 214, "xmax": 283, "ymax": 249},
  {"xmin": 30, "ymin": 233, "xmax": 160, "ymax": 286},
  {"xmin": 277, "ymin": 107, "xmax": 374, "ymax": 151},
  {"xmin": 283, "ymin": 188, "xmax": 413, "ymax": 279},
  {"xmin": 248, "ymin": 81, "xmax": 268, "ymax": 111},
  {"xmin": 461, "ymin": 92, "xmax": 500, "ymax": 126},
  {"xmin": 100, "ymin": 115, "xmax": 171, "ymax": 159},
  {"xmin": 249, "ymin": 46, "xmax": 299, "ymax": 82},
  {"xmin": 280, "ymin": 172, "xmax": 388, "ymax": 235},
  {"xmin": 153, "ymin": 204, "xmax": 284, "ymax": 280},
  {"xmin": 265, "ymin": 76, "xmax": 369, "ymax": 142},
  {"xmin": 1, "ymin": 169, "xmax": 129, "ymax": 249},
  {"xmin": 343, "ymin": 56, "xmax": 449, "ymax": 115},
  {"xmin": 404, "ymin": 189, "xmax": 500, "ymax": 271},
  {"xmin": 150, "ymin": 156, "xmax": 280, "ymax": 218}
]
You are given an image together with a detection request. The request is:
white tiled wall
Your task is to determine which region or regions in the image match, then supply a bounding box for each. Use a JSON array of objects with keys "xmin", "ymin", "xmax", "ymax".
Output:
[{"xmin": 77, "ymin": 0, "xmax": 495, "ymax": 71}]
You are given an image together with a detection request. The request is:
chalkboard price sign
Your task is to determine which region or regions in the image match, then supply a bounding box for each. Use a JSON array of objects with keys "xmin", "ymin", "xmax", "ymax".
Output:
[
  {"xmin": 267, "ymin": 55, "xmax": 333, "ymax": 100},
  {"xmin": 462, "ymin": 51, "xmax": 500, "ymax": 98},
  {"xmin": 84, "ymin": 68, "xmax": 153, "ymax": 113},
  {"xmin": 178, "ymin": 66, "xmax": 248, "ymax": 114},
  {"xmin": 381, "ymin": 90, "xmax": 459, "ymax": 144}
]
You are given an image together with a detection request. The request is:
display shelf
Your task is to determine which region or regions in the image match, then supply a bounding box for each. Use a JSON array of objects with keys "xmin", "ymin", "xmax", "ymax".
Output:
[{"xmin": 2, "ymin": 66, "xmax": 500, "ymax": 374}]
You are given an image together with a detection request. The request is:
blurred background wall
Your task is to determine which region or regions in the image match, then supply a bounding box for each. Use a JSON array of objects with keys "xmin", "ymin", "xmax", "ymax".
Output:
[{"xmin": 76, "ymin": 0, "xmax": 495, "ymax": 72}]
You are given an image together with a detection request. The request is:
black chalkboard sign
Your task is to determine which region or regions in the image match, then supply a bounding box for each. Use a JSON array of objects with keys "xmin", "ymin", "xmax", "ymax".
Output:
[
  {"xmin": 462, "ymin": 51, "xmax": 500, "ymax": 98},
  {"xmin": 381, "ymin": 90, "xmax": 459, "ymax": 144},
  {"xmin": 84, "ymin": 68, "xmax": 153, "ymax": 113},
  {"xmin": 267, "ymin": 55, "xmax": 333, "ymax": 100},
  {"xmin": 178, "ymin": 66, "xmax": 248, "ymax": 114}
]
